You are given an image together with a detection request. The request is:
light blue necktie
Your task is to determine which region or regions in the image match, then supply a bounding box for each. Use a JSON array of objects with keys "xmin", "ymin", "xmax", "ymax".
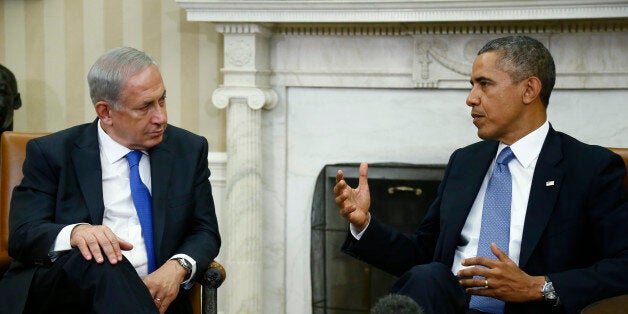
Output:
[
  {"xmin": 125, "ymin": 150, "xmax": 156, "ymax": 273},
  {"xmin": 469, "ymin": 147, "xmax": 515, "ymax": 314}
]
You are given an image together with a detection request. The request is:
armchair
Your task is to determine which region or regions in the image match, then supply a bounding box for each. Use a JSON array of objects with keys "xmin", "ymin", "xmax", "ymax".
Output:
[
  {"xmin": 580, "ymin": 147, "xmax": 628, "ymax": 313},
  {"xmin": 0, "ymin": 131, "xmax": 225, "ymax": 314}
]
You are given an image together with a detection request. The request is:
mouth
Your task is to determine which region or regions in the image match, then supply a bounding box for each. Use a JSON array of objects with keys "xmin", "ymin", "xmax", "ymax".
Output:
[{"xmin": 471, "ymin": 112, "xmax": 484, "ymax": 123}]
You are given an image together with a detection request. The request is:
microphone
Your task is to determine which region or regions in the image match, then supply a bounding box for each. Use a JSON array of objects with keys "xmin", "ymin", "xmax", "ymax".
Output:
[{"xmin": 371, "ymin": 294, "xmax": 424, "ymax": 314}]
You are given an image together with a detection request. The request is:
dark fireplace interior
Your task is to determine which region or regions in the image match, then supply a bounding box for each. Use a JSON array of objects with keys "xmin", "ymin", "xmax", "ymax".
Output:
[{"xmin": 311, "ymin": 163, "xmax": 446, "ymax": 313}]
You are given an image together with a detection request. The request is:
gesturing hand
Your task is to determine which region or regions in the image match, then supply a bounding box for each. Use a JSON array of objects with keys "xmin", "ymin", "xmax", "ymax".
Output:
[
  {"xmin": 70, "ymin": 224, "xmax": 133, "ymax": 264},
  {"xmin": 457, "ymin": 243, "xmax": 545, "ymax": 303},
  {"xmin": 333, "ymin": 162, "xmax": 371, "ymax": 232}
]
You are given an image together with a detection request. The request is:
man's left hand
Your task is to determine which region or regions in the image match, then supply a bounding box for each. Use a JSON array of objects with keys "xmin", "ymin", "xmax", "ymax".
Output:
[
  {"xmin": 457, "ymin": 243, "xmax": 545, "ymax": 303},
  {"xmin": 143, "ymin": 260, "xmax": 187, "ymax": 313}
]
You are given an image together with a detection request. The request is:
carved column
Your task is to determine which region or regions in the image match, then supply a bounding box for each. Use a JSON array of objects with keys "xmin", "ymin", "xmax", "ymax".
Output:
[{"xmin": 212, "ymin": 23, "xmax": 277, "ymax": 313}]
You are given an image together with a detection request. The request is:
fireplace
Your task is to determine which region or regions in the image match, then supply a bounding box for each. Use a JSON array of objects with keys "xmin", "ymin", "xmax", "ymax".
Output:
[
  {"xmin": 311, "ymin": 163, "xmax": 446, "ymax": 313},
  {"xmin": 176, "ymin": 1, "xmax": 628, "ymax": 312}
]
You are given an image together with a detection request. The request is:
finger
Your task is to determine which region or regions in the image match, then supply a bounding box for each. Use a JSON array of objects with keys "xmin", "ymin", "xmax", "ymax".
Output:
[
  {"xmin": 335, "ymin": 170, "xmax": 344, "ymax": 184},
  {"xmin": 118, "ymin": 237, "xmax": 134, "ymax": 251},
  {"xmin": 358, "ymin": 162, "xmax": 369, "ymax": 189},
  {"xmin": 75, "ymin": 238, "xmax": 93, "ymax": 261},
  {"xmin": 461, "ymin": 256, "xmax": 497, "ymax": 268},
  {"xmin": 459, "ymin": 277, "xmax": 488, "ymax": 289},
  {"xmin": 335, "ymin": 192, "xmax": 348, "ymax": 208},
  {"xmin": 457, "ymin": 265, "xmax": 490, "ymax": 279},
  {"xmin": 84, "ymin": 234, "xmax": 105, "ymax": 263},
  {"xmin": 490, "ymin": 243, "xmax": 510, "ymax": 262},
  {"xmin": 101, "ymin": 231, "xmax": 122, "ymax": 263},
  {"xmin": 333, "ymin": 179, "xmax": 347, "ymax": 196},
  {"xmin": 95, "ymin": 230, "xmax": 118, "ymax": 264}
]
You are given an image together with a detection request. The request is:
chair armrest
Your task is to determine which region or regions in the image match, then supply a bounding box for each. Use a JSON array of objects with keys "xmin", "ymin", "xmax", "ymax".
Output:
[
  {"xmin": 201, "ymin": 260, "xmax": 226, "ymax": 289},
  {"xmin": 200, "ymin": 260, "xmax": 226, "ymax": 314}
]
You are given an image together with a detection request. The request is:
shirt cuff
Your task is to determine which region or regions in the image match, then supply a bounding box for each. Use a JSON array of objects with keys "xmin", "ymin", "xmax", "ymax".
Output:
[
  {"xmin": 51, "ymin": 223, "xmax": 87, "ymax": 261},
  {"xmin": 170, "ymin": 254, "xmax": 197, "ymax": 289},
  {"xmin": 349, "ymin": 213, "xmax": 371, "ymax": 240}
]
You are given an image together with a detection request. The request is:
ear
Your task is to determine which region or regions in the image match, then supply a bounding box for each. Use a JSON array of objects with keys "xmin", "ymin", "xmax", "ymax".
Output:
[
  {"xmin": 95, "ymin": 101, "xmax": 113, "ymax": 125},
  {"xmin": 522, "ymin": 77, "xmax": 542, "ymax": 105},
  {"xmin": 12, "ymin": 93, "xmax": 22, "ymax": 110}
]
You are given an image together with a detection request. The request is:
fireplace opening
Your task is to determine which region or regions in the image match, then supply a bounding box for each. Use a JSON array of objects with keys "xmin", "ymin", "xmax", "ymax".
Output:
[{"xmin": 311, "ymin": 163, "xmax": 446, "ymax": 313}]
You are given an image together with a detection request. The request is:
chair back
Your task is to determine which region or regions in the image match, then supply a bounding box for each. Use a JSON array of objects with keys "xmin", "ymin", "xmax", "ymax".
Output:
[{"xmin": 0, "ymin": 132, "xmax": 48, "ymax": 270}]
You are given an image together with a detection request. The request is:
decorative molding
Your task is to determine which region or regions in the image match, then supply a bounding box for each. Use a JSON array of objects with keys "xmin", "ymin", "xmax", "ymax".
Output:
[
  {"xmin": 208, "ymin": 152, "xmax": 227, "ymax": 188},
  {"xmin": 275, "ymin": 20, "xmax": 628, "ymax": 36},
  {"xmin": 212, "ymin": 87, "xmax": 278, "ymax": 110},
  {"xmin": 176, "ymin": 0, "xmax": 628, "ymax": 23}
]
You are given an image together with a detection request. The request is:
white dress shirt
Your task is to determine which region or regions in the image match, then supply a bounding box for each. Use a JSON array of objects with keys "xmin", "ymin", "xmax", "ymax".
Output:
[
  {"xmin": 53, "ymin": 122, "xmax": 196, "ymax": 285},
  {"xmin": 352, "ymin": 121, "xmax": 550, "ymax": 276}
]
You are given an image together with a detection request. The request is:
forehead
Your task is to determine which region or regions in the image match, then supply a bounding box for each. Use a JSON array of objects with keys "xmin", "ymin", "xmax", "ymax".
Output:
[{"xmin": 471, "ymin": 52, "xmax": 511, "ymax": 80}]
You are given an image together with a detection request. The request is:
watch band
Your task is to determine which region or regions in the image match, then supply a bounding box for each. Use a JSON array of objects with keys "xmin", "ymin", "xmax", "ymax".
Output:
[
  {"xmin": 542, "ymin": 275, "xmax": 560, "ymax": 306},
  {"xmin": 175, "ymin": 257, "xmax": 192, "ymax": 282}
]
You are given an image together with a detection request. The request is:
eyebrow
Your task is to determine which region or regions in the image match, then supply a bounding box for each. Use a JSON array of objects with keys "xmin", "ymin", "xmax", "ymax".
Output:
[{"xmin": 469, "ymin": 76, "xmax": 494, "ymax": 85}]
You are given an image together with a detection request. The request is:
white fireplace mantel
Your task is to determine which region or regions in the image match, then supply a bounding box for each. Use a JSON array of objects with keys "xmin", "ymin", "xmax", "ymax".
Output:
[
  {"xmin": 177, "ymin": 1, "xmax": 628, "ymax": 313},
  {"xmin": 177, "ymin": 0, "xmax": 628, "ymax": 23}
]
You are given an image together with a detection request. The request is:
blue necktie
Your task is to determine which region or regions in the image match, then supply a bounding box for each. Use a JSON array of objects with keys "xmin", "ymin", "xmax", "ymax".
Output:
[
  {"xmin": 469, "ymin": 147, "xmax": 515, "ymax": 314},
  {"xmin": 125, "ymin": 150, "xmax": 156, "ymax": 273}
]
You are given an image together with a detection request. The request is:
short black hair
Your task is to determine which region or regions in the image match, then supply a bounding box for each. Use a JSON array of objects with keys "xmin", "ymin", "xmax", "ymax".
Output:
[{"xmin": 478, "ymin": 36, "xmax": 556, "ymax": 107}]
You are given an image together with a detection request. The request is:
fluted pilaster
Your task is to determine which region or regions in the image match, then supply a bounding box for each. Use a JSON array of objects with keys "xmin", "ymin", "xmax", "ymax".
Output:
[{"xmin": 212, "ymin": 23, "xmax": 277, "ymax": 313}]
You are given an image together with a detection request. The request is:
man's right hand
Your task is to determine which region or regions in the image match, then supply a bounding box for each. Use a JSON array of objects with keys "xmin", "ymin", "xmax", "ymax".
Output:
[
  {"xmin": 70, "ymin": 224, "xmax": 133, "ymax": 264},
  {"xmin": 334, "ymin": 162, "xmax": 371, "ymax": 232}
]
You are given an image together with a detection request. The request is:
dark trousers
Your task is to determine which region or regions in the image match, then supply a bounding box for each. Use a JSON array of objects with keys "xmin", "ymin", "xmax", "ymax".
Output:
[
  {"xmin": 390, "ymin": 262, "xmax": 473, "ymax": 314},
  {"xmin": 22, "ymin": 248, "xmax": 159, "ymax": 314}
]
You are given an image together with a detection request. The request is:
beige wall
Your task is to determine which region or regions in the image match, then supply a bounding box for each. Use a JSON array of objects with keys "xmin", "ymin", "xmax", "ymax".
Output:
[{"xmin": 0, "ymin": 0, "xmax": 226, "ymax": 151}]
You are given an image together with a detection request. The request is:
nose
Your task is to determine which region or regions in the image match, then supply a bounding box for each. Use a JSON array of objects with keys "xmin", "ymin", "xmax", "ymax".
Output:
[
  {"xmin": 466, "ymin": 86, "xmax": 480, "ymax": 107},
  {"xmin": 151, "ymin": 104, "xmax": 167, "ymax": 125}
]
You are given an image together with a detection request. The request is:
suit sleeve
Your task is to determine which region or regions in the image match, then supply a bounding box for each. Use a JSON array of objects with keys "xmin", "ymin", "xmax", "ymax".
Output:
[
  {"xmin": 550, "ymin": 152, "xmax": 628, "ymax": 313},
  {"xmin": 8, "ymin": 139, "xmax": 66, "ymax": 266},
  {"xmin": 171, "ymin": 137, "xmax": 221, "ymax": 281},
  {"xmin": 341, "ymin": 150, "xmax": 458, "ymax": 277}
]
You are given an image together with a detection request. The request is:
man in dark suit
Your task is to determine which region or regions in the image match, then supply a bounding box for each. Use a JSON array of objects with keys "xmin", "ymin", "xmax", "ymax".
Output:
[
  {"xmin": 0, "ymin": 47, "xmax": 220, "ymax": 313},
  {"xmin": 334, "ymin": 36, "xmax": 627, "ymax": 314}
]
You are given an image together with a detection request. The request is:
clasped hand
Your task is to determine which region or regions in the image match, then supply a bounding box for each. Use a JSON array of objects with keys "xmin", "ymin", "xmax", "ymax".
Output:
[{"xmin": 457, "ymin": 243, "xmax": 545, "ymax": 303}]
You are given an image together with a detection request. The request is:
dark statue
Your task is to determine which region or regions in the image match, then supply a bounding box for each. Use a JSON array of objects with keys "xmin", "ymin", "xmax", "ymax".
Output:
[{"xmin": 0, "ymin": 64, "xmax": 22, "ymax": 133}]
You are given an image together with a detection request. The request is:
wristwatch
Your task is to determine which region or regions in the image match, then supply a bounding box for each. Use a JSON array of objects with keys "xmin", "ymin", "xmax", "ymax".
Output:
[
  {"xmin": 175, "ymin": 258, "xmax": 192, "ymax": 282},
  {"xmin": 541, "ymin": 276, "xmax": 560, "ymax": 306}
]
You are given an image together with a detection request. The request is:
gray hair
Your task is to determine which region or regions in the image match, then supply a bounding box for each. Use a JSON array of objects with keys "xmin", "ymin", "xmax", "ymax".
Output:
[
  {"xmin": 478, "ymin": 36, "xmax": 555, "ymax": 107},
  {"xmin": 87, "ymin": 47, "xmax": 158, "ymax": 110}
]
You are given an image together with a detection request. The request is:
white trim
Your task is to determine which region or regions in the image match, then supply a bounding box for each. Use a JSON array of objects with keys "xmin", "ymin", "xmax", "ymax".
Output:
[{"xmin": 176, "ymin": 0, "xmax": 628, "ymax": 23}]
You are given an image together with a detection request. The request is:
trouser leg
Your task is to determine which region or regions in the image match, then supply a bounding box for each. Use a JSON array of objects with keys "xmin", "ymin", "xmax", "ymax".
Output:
[
  {"xmin": 24, "ymin": 249, "xmax": 159, "ymax": 314},
  {"xmin": 390, "ymin": 262, "xmax": 467, "ymax": 314}
]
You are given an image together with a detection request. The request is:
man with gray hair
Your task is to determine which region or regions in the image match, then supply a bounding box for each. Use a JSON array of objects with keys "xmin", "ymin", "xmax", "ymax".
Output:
[
  {"xmin": 0, "ymin": 47, "xmax": 221, "ymax": 313},
  {"xmin": 334, "ymin": 36, "xmax": 627, "ymax": 313}
]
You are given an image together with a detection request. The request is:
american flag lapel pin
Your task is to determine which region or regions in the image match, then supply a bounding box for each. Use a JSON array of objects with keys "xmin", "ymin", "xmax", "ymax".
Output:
[{"xmin": 546, "ymin": 180, "xmax": 555, "ymax": 187}]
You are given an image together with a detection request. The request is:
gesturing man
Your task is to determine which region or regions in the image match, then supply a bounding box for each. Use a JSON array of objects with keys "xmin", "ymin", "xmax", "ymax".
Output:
[{"xmin": 334, "ymin": 36, "xmax": 627, "ymax": 314}]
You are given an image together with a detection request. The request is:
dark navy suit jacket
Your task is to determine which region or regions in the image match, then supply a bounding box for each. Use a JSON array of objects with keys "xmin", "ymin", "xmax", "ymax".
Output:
[
  {"xmin": 0, "ymin": 120, "xmax": 221, "ymax": 311},
  {"xmin": 343, "ymin": 127, "xmax": 627, "ymax": 313}
]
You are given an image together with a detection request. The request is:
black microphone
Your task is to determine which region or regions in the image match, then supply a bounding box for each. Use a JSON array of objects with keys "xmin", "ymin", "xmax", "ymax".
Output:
[{"xmin": 371, "ymin": 294, "xmax": 424, "ymax": 314}]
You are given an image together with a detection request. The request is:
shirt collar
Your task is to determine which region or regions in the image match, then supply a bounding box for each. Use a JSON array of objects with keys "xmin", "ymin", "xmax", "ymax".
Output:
[
  {"xmin": 497, "ymin": 120, "xmax": 549, "ymax": 169},
  {"xmin": 97, "ymin": 121, "xmax": 145, "ymax": 164}
]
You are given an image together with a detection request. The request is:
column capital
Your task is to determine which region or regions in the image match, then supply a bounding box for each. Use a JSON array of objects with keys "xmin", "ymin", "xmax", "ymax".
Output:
[
  {"xmin": 212, "ymin": 86, "xmax": 277, "ymax": 110},
  {"xmin": 214, "ymin": 23, "xmax": 273, "ymax": 36}
]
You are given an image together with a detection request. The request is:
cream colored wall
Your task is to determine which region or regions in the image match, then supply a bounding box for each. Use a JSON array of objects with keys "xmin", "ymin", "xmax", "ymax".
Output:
[{"xmin": 0, "ymin": 0, "xmax": 226, "ymax": 151}]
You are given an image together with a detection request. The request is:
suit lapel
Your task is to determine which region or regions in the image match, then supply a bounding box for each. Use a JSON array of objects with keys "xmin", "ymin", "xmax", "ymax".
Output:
[
  {"xmin": 148, "ymin": 131, "xmax": 173, "ymax": 262},
  {"xmin": 441, "ymin": 141, "xmax": 497, "ymax": 264},
  {"xmin": 71, "ymin": 120, "xmax": 105, "ymax": 224},
  {"xmin": 518, "ymin": 127, "xmax": 564, "ymax": 269}
]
